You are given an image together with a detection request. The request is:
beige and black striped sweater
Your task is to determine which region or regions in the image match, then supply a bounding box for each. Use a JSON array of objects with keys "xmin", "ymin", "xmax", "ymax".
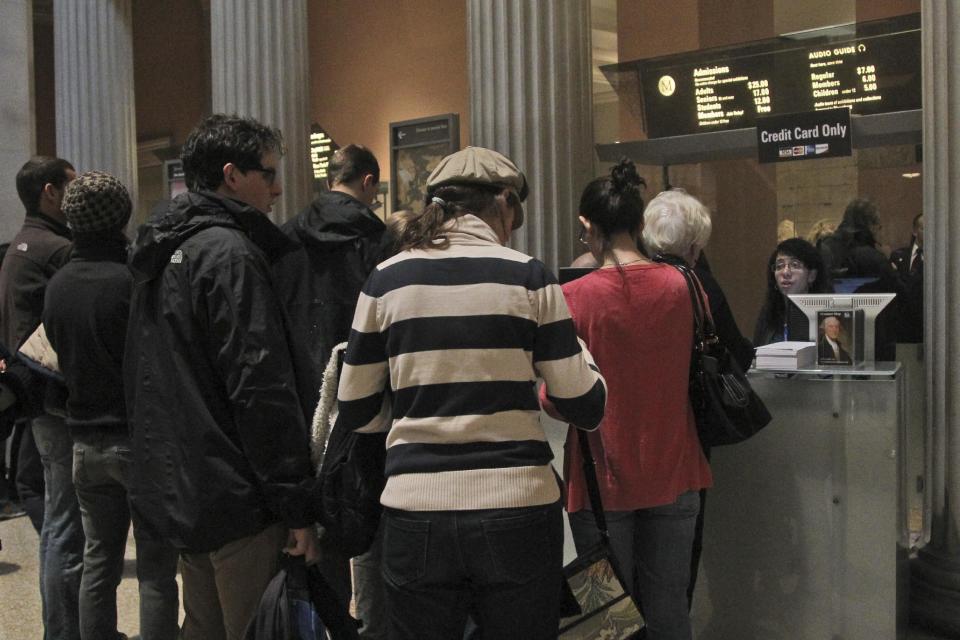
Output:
[{"xmin": 334, "ymin": 214, "xmax": 607, "ymax": 511}]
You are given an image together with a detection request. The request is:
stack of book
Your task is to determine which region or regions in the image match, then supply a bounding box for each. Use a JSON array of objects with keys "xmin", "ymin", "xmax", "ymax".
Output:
[{"xmin": 754, "ymin": 341, "xmax": 817, "ymax": 370}]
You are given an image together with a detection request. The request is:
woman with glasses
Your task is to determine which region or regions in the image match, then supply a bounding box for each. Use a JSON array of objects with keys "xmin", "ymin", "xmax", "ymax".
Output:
[
  {"xmin": 543, "ymin": 161, "xmax": 712, "ymax": 640},
  {"xmin": 753, "ymin": 237, "xmax": 833, "ymax": 346}
]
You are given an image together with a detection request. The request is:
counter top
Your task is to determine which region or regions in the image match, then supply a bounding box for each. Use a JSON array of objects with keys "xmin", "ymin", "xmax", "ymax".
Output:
[{"xmin": 749, "ymin": 361, "xmax": 901, "ymax": 379}]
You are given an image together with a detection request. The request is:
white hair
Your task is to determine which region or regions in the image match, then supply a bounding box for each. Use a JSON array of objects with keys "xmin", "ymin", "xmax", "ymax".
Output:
[{"xmin": 642, "ymin": 189, "xmax": 712, "ymax": 257}]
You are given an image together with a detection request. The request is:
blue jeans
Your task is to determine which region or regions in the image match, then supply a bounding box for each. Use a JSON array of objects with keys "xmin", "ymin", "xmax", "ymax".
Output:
[
  {"xmin": 72, "ymin": 429, "xmax": 180, "ymax": 640},
  {"xmin": 381, "ymin": 502, "xmax": 563, "ymax": 640},
  {"xmin": 569, "ymin": 490, "xmax": 701, "ymax": 640},
  {"xmin": 33, "ymin": 414, "xmax": 84, "ymax": 640}
]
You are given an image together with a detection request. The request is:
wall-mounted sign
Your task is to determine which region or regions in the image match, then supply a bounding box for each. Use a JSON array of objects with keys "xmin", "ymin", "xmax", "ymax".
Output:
[
  {"xmin": 756, "ymin": 108, "xmax": 851, "ymax": 163},
  {"xmin": 310, "ymin": 125, "xmax": 339, "ymax": 183},
  {"xmin": 390, "ymin": 114, "xmax": 460, "ymax": 214},
  {"xmin": 164, "ymin": 159, "xmax": 187, "ymax": 199},
  {"xmin": 613, "ymin": 13, "xmax": 919, "ymax": 139}
]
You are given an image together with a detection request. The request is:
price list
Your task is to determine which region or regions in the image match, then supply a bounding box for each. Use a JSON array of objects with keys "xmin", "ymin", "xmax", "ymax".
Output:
[{"xmin": 630, "ymin": 13, "xmax": 920, "ymax": 139}]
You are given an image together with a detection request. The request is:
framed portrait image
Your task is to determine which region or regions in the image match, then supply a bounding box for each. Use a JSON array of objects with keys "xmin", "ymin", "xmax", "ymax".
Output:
[{"xmin": 816, "ymin": 310, "xmax": 864, "ymax": 366}]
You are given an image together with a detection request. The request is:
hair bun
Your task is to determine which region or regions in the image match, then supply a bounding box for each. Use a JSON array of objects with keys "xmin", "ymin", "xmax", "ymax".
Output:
[{"xmin": 610, "ymin": 157, "xmax": 645, "ymax": 193}]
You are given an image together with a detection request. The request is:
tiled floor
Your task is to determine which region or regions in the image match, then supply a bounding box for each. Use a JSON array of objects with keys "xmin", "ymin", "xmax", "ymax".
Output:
[
  {"xmin": 0, "ymin": 513, "xmax": 183, "ymax": 640},
  {"xmin": 2, "ymin": 511, "xmax": 957, "ymax": 639}
]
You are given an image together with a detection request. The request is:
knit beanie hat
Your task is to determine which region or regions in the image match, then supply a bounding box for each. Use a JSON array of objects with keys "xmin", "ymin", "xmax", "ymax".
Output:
[{"xmin": 61, "ymin": 171, "xmax": 132, "ymax": 235}]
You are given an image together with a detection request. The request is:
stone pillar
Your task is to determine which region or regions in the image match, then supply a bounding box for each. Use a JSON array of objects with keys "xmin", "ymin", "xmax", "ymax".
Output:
[
  {"xmin": 467, "ymin": 0, "xmax": 593, "ymax": 270},
  {"xmin": 0, "ymin": 0, "xmax": 35, "ymax": 241},
  {"xmin": 910, "ymin": 1, "xmax": 960, "ymax": 634},
  {"xmin": 54, "ymin": 0, "xmax": 138, "ymax": 205},
  {"xmin": 210, "ymin": 0, "xmax": 311, "ymax": 224}
]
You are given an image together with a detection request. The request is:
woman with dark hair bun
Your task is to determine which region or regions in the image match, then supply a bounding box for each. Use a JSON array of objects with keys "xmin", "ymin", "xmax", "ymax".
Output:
[
  {"xmin": 754, "ymin": 237, "xmax": 833, "ymax": 346},
  {"xmin": 542, "ymin": 159, "xmax": 711, "ymax": 640}
]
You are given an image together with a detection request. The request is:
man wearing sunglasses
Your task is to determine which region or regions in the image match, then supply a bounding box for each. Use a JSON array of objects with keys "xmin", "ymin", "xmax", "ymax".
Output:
[{"xmin": 125, "ymin": 114, "xmax": 318, "ymax": 640}]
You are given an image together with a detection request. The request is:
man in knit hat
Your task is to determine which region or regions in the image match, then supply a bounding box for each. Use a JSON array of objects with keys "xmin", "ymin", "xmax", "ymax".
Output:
[{"xmin": 43, "ymin": 171, "xmax": 179, "ymax": 640}]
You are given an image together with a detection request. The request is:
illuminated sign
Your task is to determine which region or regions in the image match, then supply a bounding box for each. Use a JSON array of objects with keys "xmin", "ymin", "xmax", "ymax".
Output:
[
  {"xmin": 310, "ymin": 125, "xmax": 338, "ymax": 181},
  {"xmin": 622, "ymin": 14, "xmax": 919, "ymax": 139}
]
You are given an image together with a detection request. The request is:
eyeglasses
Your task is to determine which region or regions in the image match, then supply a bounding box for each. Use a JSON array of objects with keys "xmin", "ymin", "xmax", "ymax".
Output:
[
  {"xmin": 241, "ymin": 163, "xmax": 278, "ymax": 186},
  {"xmin": 772, "ymin": 259, "xmax": 806, "ymax": 273}
]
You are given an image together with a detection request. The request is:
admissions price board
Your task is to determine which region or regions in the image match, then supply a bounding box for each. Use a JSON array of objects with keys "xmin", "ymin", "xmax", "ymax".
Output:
[{"xmin": 628, "ymin": 14, "xmax": 919, "ymax": 139}]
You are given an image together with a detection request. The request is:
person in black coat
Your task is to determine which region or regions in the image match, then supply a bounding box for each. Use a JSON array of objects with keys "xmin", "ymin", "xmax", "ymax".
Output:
[
  {"xmin": 890, "ymin": 213, "xmax": 924, "ymax": 343},
  {"xmin": 125, "ymin": 115, "xmax": 319, "ymax": 639},
  {"xmin": 819, "ymin": 198, "xmax": 894, "ymax": 283},
  {"xmin": 818, "ymin": 198, "xmax": 902, "ymax": 359},
  {"xmin": 44, "ymin": 171, "xmax": 179, "ymax": 639},
  {"xmin": 272, "ymin": 144, "xmax": 392, "ymax": 639},
  {"xmin": 273, "ymin": 145, "xmax": 391, "ymax": 414}
]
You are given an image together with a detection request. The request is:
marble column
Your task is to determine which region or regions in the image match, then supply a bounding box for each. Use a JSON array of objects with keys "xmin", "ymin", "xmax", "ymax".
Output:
[
  {"xmin": 910, "ymin": 1, "xmax": 960, "ymax": 634},
  {"xmin": 467, "ymin": 0, "xmax": 594, "ymax": 271},
  {"xmin": 210, "ymin": 0, "xmax": 311, "ymax": 224},
  {"xmin": 54, "ymin": 0, "xmax": 138, "ymax": 205},
  {"xmin": 0, "ymin": 0, "xmax": 35, "ymax": 241}
]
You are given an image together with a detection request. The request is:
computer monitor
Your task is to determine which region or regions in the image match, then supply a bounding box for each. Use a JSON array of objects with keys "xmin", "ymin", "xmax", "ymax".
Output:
[
  {"xmin": 787, "ymin": 293, "xmax": 896, "ymax": 362},
  {"xmin": 558, "ymin": 267, "xmax": 596, "ymax": 284}
]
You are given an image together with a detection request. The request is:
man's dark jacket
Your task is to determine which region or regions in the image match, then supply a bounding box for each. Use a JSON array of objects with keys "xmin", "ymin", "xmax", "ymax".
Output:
[
  {"xmin": 124, "ymin": 191, "xmax": 315, "ymax": 552},
  {"xmin": 43, "ymin": 236, "xmax": 131, "ymax": 433},
  {"xmin": 0, "ymin": 214, "xmax": 72, "ymax": 350},
  {"xmin": 891, "ymin": 242, "xmax": 923, "ymax": 343},
  {"xmin": 272, "ymin": 191, "xmax": 389, "ymax": 414}
]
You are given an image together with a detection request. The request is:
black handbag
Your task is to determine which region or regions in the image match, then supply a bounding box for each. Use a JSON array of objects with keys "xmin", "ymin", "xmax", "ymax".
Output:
[
  {"xmin": 313, "ymin": 344, "xmax": 388, "ymax": 559},
  {"xmin": 244, "ymin": 554, "xmax": 360, "ymax": 640},
  {"xmin": 558, "ymin": 430, "xmax": 645, "ymax": 639},
  {"xmin": 317, "ymin": 426, "xmax": 387, "ymax": 558},
  {"xmin": 655, "ymin": 255, "xmax": 772, "ymax": 447}
]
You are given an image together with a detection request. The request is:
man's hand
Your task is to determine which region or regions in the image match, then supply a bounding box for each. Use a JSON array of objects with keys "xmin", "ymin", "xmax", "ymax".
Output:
[{"xmin": 284, "ymin": 527, "xmax": 320, "ymax": 565}]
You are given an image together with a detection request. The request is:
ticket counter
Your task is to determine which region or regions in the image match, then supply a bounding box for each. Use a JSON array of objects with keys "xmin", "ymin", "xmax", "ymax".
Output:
[{"xmin": 692, "ymin": 363, "xmax": 910, "ymax": 640}]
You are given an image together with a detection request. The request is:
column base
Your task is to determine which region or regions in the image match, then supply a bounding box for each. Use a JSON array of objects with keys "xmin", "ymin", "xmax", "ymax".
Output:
[{"xmin": 910, "ymin": 545, "xmax": 960, "ymax": 635}]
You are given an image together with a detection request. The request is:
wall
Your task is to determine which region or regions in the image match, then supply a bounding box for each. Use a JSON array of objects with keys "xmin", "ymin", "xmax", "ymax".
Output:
[
  {"xmin": 616, "ymin": 0, "xmax": 698, "ymax": 141},
  {"xmin": 130, "ymin": 0, "xmax": 210, "ymax": 224},
  {"xmin": 307, "ymin": 0, "xmax": 470, "ymax": 196},
  {"xmin": 132, "ymin": 0, "xmax": 209, "ymax": 145},
  {"xmin": 34, "ymin": 12, "xmax": 54, "ymax": 158}
]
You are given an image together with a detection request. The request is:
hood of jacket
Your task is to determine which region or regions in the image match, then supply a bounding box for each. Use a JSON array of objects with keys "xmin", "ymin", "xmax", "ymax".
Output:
[
  {"xmin": 129, "ymin": 190, "xmax": 297, "ymax": 282},
  {"xmin": 287, "ymin": 190, "xmax": 385, "ymax": 251}
]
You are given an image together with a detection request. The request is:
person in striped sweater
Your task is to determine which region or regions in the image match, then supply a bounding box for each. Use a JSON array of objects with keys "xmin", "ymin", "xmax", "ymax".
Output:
[{"xmin": 333, "ymin": 146, "xmax": 606, "ymax": 639}]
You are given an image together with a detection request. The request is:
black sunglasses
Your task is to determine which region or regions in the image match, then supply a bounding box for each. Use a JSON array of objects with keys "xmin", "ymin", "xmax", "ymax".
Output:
[{"xmin": 240, "ymin": 163, "xmax": 278, "ymax": 186}]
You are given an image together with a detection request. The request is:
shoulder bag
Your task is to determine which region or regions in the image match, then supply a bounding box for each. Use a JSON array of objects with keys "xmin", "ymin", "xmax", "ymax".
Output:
[
  {"xmin": 559, "ymin": 430, "xmax": 645, "ymax": 639},
  {"xmin": 654, "ymin": 255, "xmax": 772, "ymax": 448},
  {"xmin": 312, "ymin": 342, "xmax": 387, "ymax": 559}
]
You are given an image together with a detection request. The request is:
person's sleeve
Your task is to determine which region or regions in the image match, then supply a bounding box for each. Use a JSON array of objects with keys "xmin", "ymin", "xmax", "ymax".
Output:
[
  {"xmin": 200, "ymin": 253, "xmax": 315, "ymax": 529},
  {"xmin": 334, "ymin": 277, "xmax": 391, "ymax": 435},
  {"xmin": 530, "ymin": 265, "xmax": 606, "ymax": 430}
]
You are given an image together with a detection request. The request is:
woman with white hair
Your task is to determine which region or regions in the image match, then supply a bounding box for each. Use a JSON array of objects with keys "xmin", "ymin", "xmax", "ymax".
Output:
[
  {"xmin": 542, "ymin": 169, "xmax": 712, "ymax": 640},
  {"xmin": 642, "ymin": 188, "xmax": 713, "ymax": 264}
]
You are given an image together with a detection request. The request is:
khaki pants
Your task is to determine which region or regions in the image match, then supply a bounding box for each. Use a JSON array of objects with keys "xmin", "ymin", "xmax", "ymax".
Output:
[{"xmin": 179, "ymin": 522, "xmax": 287, "ymax": 640}]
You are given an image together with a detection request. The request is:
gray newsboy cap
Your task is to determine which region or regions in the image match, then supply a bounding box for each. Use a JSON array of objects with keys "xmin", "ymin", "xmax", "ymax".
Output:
[
  {"xmin": 62, "ymin": 171, "xmax": 132, "ymax": 235},
  {"xmin": 426, "ymin": 146, "xmax": 529, "ymax": 202}
]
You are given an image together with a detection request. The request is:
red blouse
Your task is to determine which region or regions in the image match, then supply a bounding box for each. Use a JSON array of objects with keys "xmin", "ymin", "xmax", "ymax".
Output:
[{"xmin": 553, "ymin": 263, "xmax": 713, "ymax": 512}]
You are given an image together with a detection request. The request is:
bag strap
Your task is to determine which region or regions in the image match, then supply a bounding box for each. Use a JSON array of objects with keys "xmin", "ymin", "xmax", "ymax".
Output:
[
  {"xmin": 652, "ymin": 255, "xmax": 718, "ymax": 353},
  {"xmin": 576, "ymin": 429, "xmax": 609, "ymax": 541}
]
